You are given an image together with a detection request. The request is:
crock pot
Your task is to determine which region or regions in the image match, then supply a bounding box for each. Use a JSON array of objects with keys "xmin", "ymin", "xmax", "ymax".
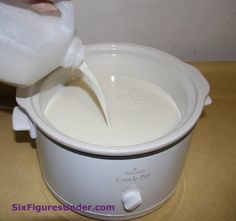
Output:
[{"xmin": 12, "ymin": 43, "xmax": 211, "ymax": 220}]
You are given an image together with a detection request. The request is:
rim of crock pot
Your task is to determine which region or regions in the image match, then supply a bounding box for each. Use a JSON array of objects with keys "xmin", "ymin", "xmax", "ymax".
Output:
[{"xmin": 16, "ymin": 43, "xmax": 209, "ymax": 156}]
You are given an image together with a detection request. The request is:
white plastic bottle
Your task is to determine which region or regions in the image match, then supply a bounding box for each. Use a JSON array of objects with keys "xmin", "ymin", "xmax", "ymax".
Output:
[{"xmin": 0, "ymin": 1, "xmax": 84, "ymax": 87}]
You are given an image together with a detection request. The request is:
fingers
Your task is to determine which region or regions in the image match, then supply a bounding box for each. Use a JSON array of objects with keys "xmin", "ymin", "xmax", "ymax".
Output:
[{"xmin": 27, "ymin": 0, "xmax": 61, "ymax": 16}]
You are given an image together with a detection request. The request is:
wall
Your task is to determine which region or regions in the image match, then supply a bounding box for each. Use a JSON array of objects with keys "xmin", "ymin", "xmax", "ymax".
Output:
[{"xmin": 74, "ymin": 0, "xmax": 236, "ymax": 61}]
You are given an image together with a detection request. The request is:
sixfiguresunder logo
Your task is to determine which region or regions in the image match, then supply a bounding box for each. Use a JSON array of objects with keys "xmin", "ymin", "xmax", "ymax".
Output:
[{"xmin": 11, "ymin": 203, "xmax": 115, "ymax": 213}]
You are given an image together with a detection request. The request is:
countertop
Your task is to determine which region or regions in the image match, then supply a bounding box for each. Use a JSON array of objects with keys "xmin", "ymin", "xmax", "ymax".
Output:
[{"xmin": 0, "ymin": 62, "xmax": 236, "ymax": 221}]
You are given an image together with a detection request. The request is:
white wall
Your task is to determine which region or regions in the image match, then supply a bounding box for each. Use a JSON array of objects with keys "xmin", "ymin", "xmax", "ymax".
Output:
[{"xmin": 74, "ymin": 0, "xmax": 236, "ymax": 61}]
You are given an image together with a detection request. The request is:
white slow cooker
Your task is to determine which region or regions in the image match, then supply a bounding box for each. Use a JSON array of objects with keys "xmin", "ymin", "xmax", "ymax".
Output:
[{"xmin": 12, "ymin": 43, "xmax": 211, "ymax": 220}]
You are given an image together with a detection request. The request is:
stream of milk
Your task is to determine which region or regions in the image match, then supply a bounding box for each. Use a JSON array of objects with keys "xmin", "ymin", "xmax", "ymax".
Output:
[{"xmin": 79, "ymin": 63, "xmax": 111, "ymax": 128}]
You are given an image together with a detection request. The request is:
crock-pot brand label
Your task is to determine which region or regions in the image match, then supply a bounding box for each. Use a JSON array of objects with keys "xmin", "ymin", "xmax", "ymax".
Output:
[{"xmin": 116, "ymin": 168, "xmax": 150, "ymax": 183}]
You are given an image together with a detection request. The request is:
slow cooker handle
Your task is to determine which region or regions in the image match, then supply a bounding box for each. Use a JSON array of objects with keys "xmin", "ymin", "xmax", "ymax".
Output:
[
  {"xmin": 204, "ymin": 96, "xmax": 212, "ymax": 106},
  {"xmin": 185, "ymin": 63, "xmax": 212, "ymax": 106},
  {"xmin": 12, "ymin": 106, "xmax": 37, "ymax": 139}
]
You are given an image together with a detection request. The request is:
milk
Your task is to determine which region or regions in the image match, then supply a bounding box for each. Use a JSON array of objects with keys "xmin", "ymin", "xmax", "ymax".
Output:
[
  {"xmin": 45, "ymin": 74, "xmax": 181, "ymax": 146},
  {"xmin": 79, "ymin": 63, "xmax": 111, "ymax": 128}
]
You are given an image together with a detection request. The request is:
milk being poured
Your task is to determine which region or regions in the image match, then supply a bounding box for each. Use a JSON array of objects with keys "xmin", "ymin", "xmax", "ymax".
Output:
[
  {"xmin": 0, "ymin": 1, "xmax": 111, "ymax": 127},
  {"xmin": 79, "ymin": 63, "xmax": 111, "ymax": 127}
]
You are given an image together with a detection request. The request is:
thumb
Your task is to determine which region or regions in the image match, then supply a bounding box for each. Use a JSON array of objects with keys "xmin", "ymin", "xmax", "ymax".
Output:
[{"xmin": 28, "ymin": 0, "xmax": 61, "ymax": 16}]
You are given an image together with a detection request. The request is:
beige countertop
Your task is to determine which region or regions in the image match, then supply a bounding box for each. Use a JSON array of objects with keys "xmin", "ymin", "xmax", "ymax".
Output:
[{"xmin": 0, "ymin": 62, "xmax": 236, "ymax": 221}]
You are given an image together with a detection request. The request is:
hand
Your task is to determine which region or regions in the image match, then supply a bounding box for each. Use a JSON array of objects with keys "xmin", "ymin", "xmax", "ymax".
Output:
[{"xmin": 27, "ymin": 0, "xmax": 67, "ymax": 16}]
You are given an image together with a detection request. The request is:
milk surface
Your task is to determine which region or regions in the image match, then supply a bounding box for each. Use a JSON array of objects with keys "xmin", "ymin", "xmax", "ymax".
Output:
[{"xmin": 45, "ymin": 74, "xmax": 181, "ymax": 146}]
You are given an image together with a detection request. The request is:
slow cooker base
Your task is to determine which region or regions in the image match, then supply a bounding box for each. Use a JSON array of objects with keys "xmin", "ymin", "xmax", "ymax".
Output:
[{"xmin": 42, "ymin": 173, "xmax": 182, "ymax": 220}]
